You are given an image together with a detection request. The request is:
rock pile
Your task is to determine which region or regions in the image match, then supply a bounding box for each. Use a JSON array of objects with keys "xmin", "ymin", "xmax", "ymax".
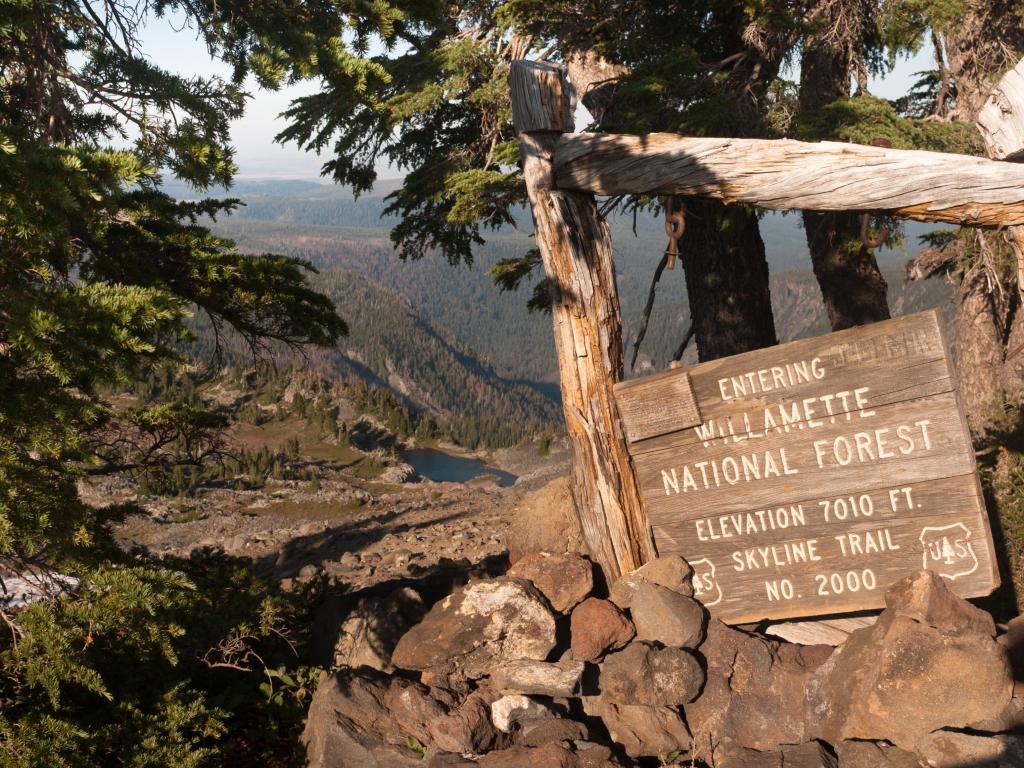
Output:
[{"xmin": 301, "ymin": 556, "xmax": 1023, "ymax": 767}]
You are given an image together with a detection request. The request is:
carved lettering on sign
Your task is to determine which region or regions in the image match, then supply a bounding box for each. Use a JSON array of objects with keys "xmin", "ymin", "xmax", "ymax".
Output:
[{"xmin": 613, "ymin": 311, "xmax": 999, "ymax": 624}]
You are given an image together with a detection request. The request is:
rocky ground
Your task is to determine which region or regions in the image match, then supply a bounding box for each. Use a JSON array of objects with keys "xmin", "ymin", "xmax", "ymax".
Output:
[
  {"xmin": 84, "ymin": 434, "xmax": 571, "ymax": 594},
  {"xmin": 303, "ymin": 554, "xmax": 1024, "ymax": 768}
]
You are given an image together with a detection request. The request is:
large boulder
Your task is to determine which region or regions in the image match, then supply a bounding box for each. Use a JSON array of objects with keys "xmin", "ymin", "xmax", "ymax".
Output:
[
  {"xmin": 570, "ymin": 598, "xmax": 635, "ymax": 662},
  {"xmin": 583, "ymin": 695, "xmax": 690, "ymax": 759},
  {"xmin": 609, "ymin": 555, "xmax": 694, "ymax": 609},
  {"xmin": 392, "ymin": 577, "xmax": 557, "ymax": 679},
  {"xmin": 506, "ymin": 477, "xmax": 585, "ymax": 564},
  {"xmin": 599, "ymin": 641, "xmax": 703, "ymax": 706},
  {"xmin": 629, "ymin": 582, "xmax": 706, "ymax": 649},
  {"xmin": 806, "ymin": 574, "xmax": 1012, "ymax": 750},
  {"xmin": 508, "ymin": 552, "xmax": 594, "ymax": 613},
  {"xmin": 301, "ymin": 668, "xmax": 434, "ymax": 767}
]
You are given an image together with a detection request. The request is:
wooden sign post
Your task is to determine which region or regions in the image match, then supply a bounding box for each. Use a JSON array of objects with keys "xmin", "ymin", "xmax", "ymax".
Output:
[{"xmin": 614, "ymin": 310, "xmax": 999, "ymax": 624}]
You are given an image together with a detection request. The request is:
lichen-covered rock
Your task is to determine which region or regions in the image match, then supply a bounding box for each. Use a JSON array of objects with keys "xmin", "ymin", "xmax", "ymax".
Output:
[
  {"xmin": 490, "ymin": 658, "xmax": 584, "ymax": 696},
  {"xmin": 915, "ymin": 730, "xmax": 1024, "ymax": 768},
  {"xmin": 490, "ymin": 694, "xmax": 553, "ymax": 733},
  {"xmin": 609, "ymin": 555, "xmax": 694, "ymax": 609},
  {"xmin": 570, "ymin": 598, "xmax": 635, "ymax": 662},
  {"xmin": 392, "ymin": 577, "xmax": 557, "ymax": 678},
  {"xmin": 599, "ymin": 641, "xmax": 703, "ymax": 706},
  {"xmin": 629, "ymin": 582, "xmax": 706, "ymax": 649},
  {"xmin": 583, "ymin": 695, "xmax": 689, "ymax": 758},
  {"xmin": 885, "ymin": 570, "xmax": 995, "ymax": 636},
  {"xmin": 508, "ymin": 551, "xmax": 594, "ymax": 613},
  {"xmin": 685, "ymin": 620, "xmax": 833, "ymax": 753}
]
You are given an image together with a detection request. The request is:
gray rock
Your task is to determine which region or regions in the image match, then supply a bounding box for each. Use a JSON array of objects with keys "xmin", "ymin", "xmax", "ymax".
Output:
[
  {"xmin": 506, "ymin": 477, "xmax": 586, "ymax": 564},
  {"xmin": 312, "ymin": 587, "xmax": 426, "ymax": 671},
  {"xmin": 629, "ymin": 582, "xmax": 706, "ymax": 648},
  {"xmin": 508, "ymin": 551, "xmax": 594, "ymax": 613},
  {"xmin": 609, "ymin": 555, "xmax": 693, "ymax": 609},
  {"xmin": 491, "ymin": 659, "xmax": 585, "ymax": 697},
  {"xmin": 392, "ymin": 577, "xmax": 557, "ymax": 678},
  {"xmin": 600, "ymin": 641, "xmax": 703, "ymax": 706}
]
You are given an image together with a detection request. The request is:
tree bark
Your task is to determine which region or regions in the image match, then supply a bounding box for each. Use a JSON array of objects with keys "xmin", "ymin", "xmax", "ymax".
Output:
[
  {"xmin": 680, "ymin": 200, "xmax": 777, "ymax": 360},
  {"xmin": 799, "ymin": 14, "xmax": 891, "ymax": 330},
  {"xmin": 802, "ymin": 211, "xmax": 890, "ymax": 330},
  {"xmin": 510, "ymin": 60, "xmax": 653, "ymax": 582}
]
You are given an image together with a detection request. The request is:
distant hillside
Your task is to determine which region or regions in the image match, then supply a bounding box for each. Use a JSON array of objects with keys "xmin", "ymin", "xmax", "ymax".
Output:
[
  {"xmin": 188, "ymin": 266, "xmax": 561, "ymax": 447},
  {"xmin": 204, "ymin": 180, "xmax": 952, "ymax": 385}
]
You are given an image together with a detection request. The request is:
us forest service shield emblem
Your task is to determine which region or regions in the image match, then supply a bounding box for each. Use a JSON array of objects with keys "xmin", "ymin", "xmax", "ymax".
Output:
[{"xmin": 919, "ymin": 522, "xmax": 979, "ymax": 581}]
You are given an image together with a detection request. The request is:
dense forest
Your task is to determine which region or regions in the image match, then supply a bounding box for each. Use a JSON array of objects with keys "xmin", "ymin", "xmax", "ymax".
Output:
[{"xmin": 208, "ymin": 187, "xmax": 951, "ymax": 386}]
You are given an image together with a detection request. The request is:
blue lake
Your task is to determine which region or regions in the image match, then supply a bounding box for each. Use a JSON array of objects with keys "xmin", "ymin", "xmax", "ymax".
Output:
[{"xmin": 405, "ymin": 448, "xmax": 517, "ymax": 487}]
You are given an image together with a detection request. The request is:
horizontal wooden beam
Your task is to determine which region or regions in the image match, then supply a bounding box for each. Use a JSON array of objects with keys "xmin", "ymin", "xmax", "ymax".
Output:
[{"xmin": 553, "ymin": 132, "xmax": 1024, "ymax": 227}]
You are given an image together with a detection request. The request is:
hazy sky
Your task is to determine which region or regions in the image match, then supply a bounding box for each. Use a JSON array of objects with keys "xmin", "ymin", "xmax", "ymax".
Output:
[{"xmin": 140, "ymin": 14, "xmax": 934, "ymax": 182}]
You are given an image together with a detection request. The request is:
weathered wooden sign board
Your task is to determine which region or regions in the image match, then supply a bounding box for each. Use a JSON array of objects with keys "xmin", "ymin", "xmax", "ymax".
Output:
[{"xmin": 614, "ymin": 310, "xmax": 999, "ymax": 624}]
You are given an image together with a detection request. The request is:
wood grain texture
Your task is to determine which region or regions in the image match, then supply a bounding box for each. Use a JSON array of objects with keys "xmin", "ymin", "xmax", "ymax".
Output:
[
  {"xmin": 553, "ymin": 132, "xmax": 1024, "ymax": 227},
  {"xmin": 618, "ymin": 311, "xmax": 950, "ymax": 454},
  {"xmin": 510, "ymin": 61, "xmax": 653, "ymax": 581},
  {"xmin": 510, "ymin": 61, "xmax": 575, "ymax": 134},
  {"xmin": 617, "ymin": 312, "xmax": 999, "ymax": 624},
  {"xmin": 616, "ymin": 369, "xmax": 701, "ymax": 442}
]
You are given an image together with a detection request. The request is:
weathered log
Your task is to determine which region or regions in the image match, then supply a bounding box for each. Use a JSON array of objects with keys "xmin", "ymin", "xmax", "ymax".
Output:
[
  {"xmin": 510, "ymin": 61, "xmax": 654, "ymax": 581},
  {"xmin": 553, "ymin": 132, "xmax": 1024, "ymax": 227}
]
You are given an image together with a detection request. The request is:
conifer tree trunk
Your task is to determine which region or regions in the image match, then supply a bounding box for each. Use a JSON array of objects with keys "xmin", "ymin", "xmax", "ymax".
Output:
[
  {"xmin": 799, "ymin": 12, "xmax": 890, "ymax": 330},
  {"xmin": 680, "ymin": 200, "xmax": 777, "ymax": 360}
]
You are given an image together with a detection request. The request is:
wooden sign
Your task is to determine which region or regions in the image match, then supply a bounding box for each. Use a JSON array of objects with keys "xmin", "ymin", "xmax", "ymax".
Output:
[{"xmin": 614, "ymin": 310, "xmax": 999, "ymax": 624}]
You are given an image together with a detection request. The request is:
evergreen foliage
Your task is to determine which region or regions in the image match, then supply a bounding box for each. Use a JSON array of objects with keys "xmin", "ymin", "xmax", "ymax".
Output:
[{"xmin": 0, "ymin": 0, "xmax": 360, "ymax": 762}]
